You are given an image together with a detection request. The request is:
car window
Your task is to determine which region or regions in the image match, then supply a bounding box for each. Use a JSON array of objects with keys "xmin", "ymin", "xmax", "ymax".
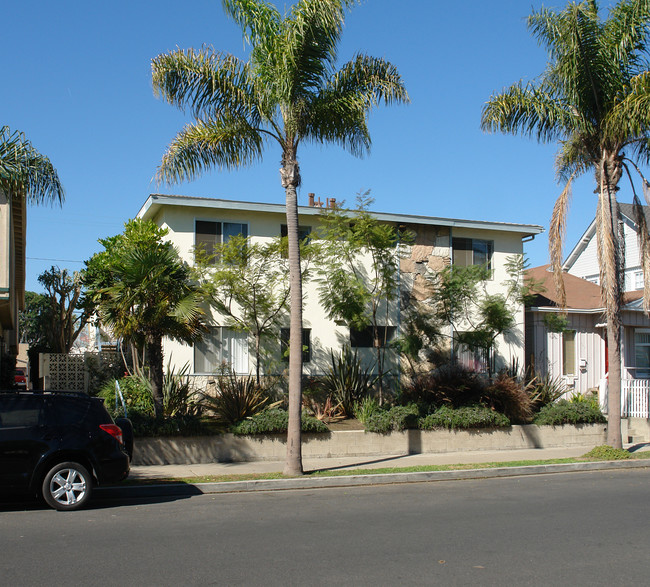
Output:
[
  {"xmin": 50, "ymin": 398, "xmax": 90, "ymax": 427},
  {"xmin": 0, "ymin": 397, "xmax": 45, "ymax": 428}
]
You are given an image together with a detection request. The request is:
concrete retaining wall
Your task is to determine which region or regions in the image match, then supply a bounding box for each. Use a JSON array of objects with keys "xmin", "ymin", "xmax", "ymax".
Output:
[{"xmin": 132, "ymin": 424, "xmax": 607, "ymax": 466}]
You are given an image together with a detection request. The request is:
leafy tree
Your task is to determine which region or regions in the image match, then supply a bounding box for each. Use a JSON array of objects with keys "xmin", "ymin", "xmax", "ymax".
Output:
[
  {"xmin": 317, "ymin": 193, "xmax": 411, "ymax": 400},
  {"xmin": 481, "ymin": 0, "xmax": 650, "ymax": 447},
  {"xmin": 428, "ymin": 255, "xmax": 533, "ymax": 375},
  {"xmin": 151, "ymin": 0, "xmax": 408, "ymax": 475},
  {"xmin": 85, "ymin": 219, "xmax": 205, "ymax": 418},
  {"xmin": 195, "ymin": 234, "xmax": 314, "ymax": 383},
  {"xmin": 19, "ymin": 291, "xmax": 50, "ymax": 348},
  {"xmin": 37, "ymin": 266, "xmax": 87, "ymax": 354}
]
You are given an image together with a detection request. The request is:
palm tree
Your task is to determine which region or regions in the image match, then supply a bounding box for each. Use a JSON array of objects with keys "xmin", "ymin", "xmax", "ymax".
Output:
[
  {"xmin": 481, "ymin": 0, "xmax": 650, "ymax": 448},
  {"xmin": 1, "ymin": 125, "xmax": 64, "ymax": 204},
  {"xmin": 152, "ymin": 0, "xmax": 408, "ymax": 474},
  {"xmin": 90, "ymin": 227, "xmax": 205, "ymax": 418}
]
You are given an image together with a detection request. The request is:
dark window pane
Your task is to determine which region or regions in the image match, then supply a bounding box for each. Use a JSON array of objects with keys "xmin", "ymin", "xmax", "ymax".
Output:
[{"xmin": 280, "ymin": 328, "xmax": 311, "ymax": 362}]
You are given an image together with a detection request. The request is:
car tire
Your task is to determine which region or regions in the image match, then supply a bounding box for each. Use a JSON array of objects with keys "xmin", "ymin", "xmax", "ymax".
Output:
[{"xmin": 41, "ymin": 462, "xmax": 92, "ymax": 511}]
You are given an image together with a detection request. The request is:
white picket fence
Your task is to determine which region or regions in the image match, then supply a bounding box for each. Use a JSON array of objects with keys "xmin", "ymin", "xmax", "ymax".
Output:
[{"xmin": 600, "ymin": 378, "xmax": 650, "ymax": 417}]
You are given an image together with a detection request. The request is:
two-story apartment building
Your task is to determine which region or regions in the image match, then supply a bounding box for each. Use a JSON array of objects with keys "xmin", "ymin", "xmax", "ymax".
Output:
[{"xmin": 136, "ymin": 193, "xmax": 543, "ymax": 380}]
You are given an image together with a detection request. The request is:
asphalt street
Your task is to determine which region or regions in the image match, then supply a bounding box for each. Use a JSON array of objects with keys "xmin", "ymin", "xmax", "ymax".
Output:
[{"xmin": 2, "ymin": 468, "xmax": 650, "ymax": 586}]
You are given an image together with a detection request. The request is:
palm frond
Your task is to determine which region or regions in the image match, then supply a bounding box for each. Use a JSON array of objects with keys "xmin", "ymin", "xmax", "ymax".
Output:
[
  {"xmin": 0, "ymin": 126, "xmax": 64, "ymax": 206},
  {"xmin": 481, "ymin": 82, "xmax": 573, "ymax": 143},
  {"xmin": 157, "ymin": 119, "xmax": 265, "ymax": 185},
  {"xmin": 549, "ymin": 176, "xmax": 574, "ymax": 310},
  {"xmin": 152, "ymin": 48, "xmax": 262, "ymax": 124}
]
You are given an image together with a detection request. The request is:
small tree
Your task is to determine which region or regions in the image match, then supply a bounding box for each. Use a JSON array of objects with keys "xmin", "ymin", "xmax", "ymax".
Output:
[
  {"xmin": 317, "ymin": 194, "xmax": 411, "ymax": 400},
  {"xmin": 85, "ymin": 219, "xmax": 205, "ymax": 418},
  {"xmin": 195, "ymin": 235, "xmax": 314, "ymax": 383},
  {"xmin": 37, "ymin": 267, "xmax": 87, "ymax": 354},
  {"xmin": 428, "ymin": 255, "xmax": 535, "ymax": 375}
]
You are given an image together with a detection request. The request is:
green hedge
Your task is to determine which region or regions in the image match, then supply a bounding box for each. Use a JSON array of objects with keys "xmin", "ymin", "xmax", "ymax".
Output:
[
  {"xmin": 419, "ymin": 405, "xmax": 510, "ymax": 430},
  {"xmin": 532, "ymin": 400, "xmax": 606, "ymax": 426},
  {"xmin": 231, "ymin": 408, "xmax": 330, "ymax": 435},
  {"xmin": 364, "ymin": 404, "xmax": 420, "ymax": 433}
]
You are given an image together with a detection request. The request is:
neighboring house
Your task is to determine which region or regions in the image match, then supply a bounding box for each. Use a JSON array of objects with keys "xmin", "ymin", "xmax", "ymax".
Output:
[
  {"xmin": 137, "ymin": 193, "xmax": 543, "ymax": 382},
  {"xmin": 563, "ymin": 202, "xmax": 650, "ymax": 292},
  {"xmin": 525, "ymin": 265, "xmax": 650, "ymax": 414},
  {"xmin": 0, "ymin": 189, "xmax": 25, "ymax": 383}
]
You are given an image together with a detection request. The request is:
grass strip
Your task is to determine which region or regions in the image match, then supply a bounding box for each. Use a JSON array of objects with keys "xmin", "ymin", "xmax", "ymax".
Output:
[{"xmin": 124, "ymin": 451, "xmax": 650, "ymax": 485}]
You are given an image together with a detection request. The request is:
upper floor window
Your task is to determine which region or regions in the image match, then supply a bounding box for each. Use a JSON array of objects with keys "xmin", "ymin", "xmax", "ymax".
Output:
[
  {"xmin": 452, "ymin": 237, "xmax": 493, "ymax": 271},
  {"xmin": 634, "ymin": 270, "xmax": 644, "ymax": 291},
  {"xmin": 195, "ymin": 220, "xmax": 248, "ymax": 264}
]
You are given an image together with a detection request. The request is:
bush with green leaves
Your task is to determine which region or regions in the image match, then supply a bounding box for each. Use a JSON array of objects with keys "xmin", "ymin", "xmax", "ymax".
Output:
[
  {"xmin": 232, "ymin": 408, "xmax": 329, "ymax": 435},
  {"xmin": 99, "ymin": 375, "xmax": 153, "ymax": 417},
  {"xmin": 200, "ymin": 372, "xmax": 273, "ymax": 425},
  {"xmin": 419, "ymin": 405, "xmax": 510, "ymax": 430},
  {"xmin": 126, "ymin": 412, "xmax": 211, "ymax": 437},
  {"xmin": 532, "ymin": 399, "xmax": 606, "ymax": 426},
  {"xmin": 582, "ymin": 445, "xmax": 631, "ymax": 460},
  {"xmin": 322, "ymin": 347, "xmax": 379, "ymax": 417},
  {"xmin": 353, "ymin": 397, "xmax": 381, "ymax": 425},
  {"xmin": 363, "ymin": 404, "xmax": 420, "ymax": 433}
]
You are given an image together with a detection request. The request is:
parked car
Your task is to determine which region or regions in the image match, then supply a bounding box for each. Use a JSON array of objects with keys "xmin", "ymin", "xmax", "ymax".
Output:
[
  {"xmin": 0, "ymin": 391, "xmax": 132, "ymax": 511},
  {"xmin": 14, "ymin": 368, "xmax": 27, "ymax": 390}
]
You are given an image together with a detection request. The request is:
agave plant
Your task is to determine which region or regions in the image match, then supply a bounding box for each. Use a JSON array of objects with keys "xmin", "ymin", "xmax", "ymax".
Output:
[
  {"xmin": 200, "ymin": 371, "xmax": 275, "ymax": 425},
  {"xmin": 163, "ymin": 361, "xmax": 202, "ymax": 417},
  {"xmin": 322, "ymin": 347, "xmax": 379, "ymax": 418}
]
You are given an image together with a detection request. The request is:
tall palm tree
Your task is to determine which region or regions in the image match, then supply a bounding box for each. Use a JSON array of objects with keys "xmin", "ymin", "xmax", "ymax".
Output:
[
  {"xmin": 152, "ymin": 0, "xmax": 408, "ymax": 474},
  {"xmin": 0, "ymin": 125, "xmax": 64, "ymax": 204},
  {"xmin": 481, "ymin": 0, "xmax": 650, "ymax": 448}
]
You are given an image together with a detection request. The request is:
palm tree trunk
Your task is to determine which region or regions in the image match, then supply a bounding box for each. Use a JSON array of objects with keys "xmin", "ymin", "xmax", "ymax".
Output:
[
  {"xmin": 281, "ymin": 155, "xmax": 303, "ymax": 476},
  {"xmin": 597, "ymin": 154, "xmax": 624, "ymax": 449}
]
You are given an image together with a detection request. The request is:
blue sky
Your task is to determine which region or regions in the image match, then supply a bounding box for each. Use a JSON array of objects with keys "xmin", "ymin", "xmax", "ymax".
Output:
[{"xmin": 3, "ymin": 0, "xmax": 631, "ymax": 292}]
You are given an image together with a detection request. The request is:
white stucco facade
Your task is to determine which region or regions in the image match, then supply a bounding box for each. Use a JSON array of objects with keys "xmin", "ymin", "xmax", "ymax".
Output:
[{"xmin": 137, "ymin": 194, "xmax": 543, "ymax": 380}]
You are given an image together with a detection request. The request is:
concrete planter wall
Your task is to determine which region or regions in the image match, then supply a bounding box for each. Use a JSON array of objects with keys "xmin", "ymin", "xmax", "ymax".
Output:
[{"xmin": 132, "ymin": 423, "xmax": 607, "ymax": 466}]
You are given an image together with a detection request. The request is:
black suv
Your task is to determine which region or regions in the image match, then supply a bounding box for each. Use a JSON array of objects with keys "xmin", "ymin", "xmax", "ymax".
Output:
[{"xmin": 0, "ymin": 391, "xmax": 132, "ymax": 511}]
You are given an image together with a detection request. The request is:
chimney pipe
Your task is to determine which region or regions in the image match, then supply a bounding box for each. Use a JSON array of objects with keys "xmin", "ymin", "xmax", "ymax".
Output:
[{"xmin": 308, "ymin": 192, "xmax": 315, "ymax": 207}]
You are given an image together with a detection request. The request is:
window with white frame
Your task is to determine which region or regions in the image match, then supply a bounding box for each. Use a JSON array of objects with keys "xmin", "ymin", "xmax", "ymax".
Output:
[
  {"xmin": 195, "ymin": 220, "xmax": 248, "ymax": 264},
  {"xmin": 452, "ymin": 237, "xmax": 493, "ymax": 271},
  {"xmin": 562, "ymin": 330, "xmax": 576, "ymax": 376},
  {"xmin": 194, "ymin": 327, "xmax": 249, "ymax": 374},
  {"xmin": 634, "ymin": 329, "xmax": 650, "ymax": 378},
  {"xmin": 634, "ymin": 270, "xmax": 644, "ymax": 291}
]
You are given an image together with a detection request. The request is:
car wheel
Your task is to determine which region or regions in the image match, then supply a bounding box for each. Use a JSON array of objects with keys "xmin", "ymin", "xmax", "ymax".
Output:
[{"xmin": 41, "ymin": 462, "xmax": 92, "ymax": 511}]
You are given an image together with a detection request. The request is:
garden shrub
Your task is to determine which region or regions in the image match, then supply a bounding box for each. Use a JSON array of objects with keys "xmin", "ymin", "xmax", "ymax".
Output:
[
  {"xmin": 321, "ymin": 347, "xmax": 378, "ymax": 417},
  {"xmin": 527, "ymin": 372, "xmax": 570, "ymax": 413},
  {"xmin": 353, "ymin": 397, "xmax": 381, "ymax": 425},
  {"xmin": 362, "ymin": 404, "xmax": 421, "ymax": 433},
  {"xmin": 399, "ymin": 364, "xmax": 486, "ymax": 412},
  {"xmin": 231, "ymin": 408, "xmax": 329, "ymax": 435},
  {"xmin": 532, "ymin": 399, "xmax": 606, "ymax": 426},
  {"xmin": 582, "ymin": 445, "xmax": 631, "ymax": 460},
  {"xmin": 419, "ymin": 405, "xmax": 510, "ymax": 430},
  {"xmin": 483, "ymin": 372, "xmax": 532, "ymax": 423},
  {"xmin": 200, "ymin": 372, "xmax": 274, "ymax": 425},
  {"xmin": 126, "ymin": 411, "xmax": 211, "ymax": 437},
  {"xmin": 99, "ymin": 375, "xmax": 154, "ymax": 417}
]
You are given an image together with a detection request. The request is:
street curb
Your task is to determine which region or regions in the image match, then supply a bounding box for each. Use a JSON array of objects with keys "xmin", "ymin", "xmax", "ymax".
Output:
[{"xmin": 95, "ymin": 459, "xmax": 650, "ymax": 499}]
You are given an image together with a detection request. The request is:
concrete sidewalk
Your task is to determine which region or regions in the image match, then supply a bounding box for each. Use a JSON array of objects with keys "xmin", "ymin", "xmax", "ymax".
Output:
[{"xmin": 91, "ymin": 443, "xmax": 650, "ymax": 499}]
